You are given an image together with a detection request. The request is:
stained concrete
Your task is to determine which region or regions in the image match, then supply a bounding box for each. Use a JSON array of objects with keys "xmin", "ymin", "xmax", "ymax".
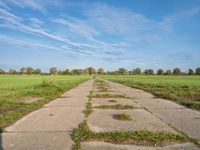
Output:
[
  {"xmin": 87, "ymin": 109, "xmax": 177, "ymax": 133},
  {"xmin": 81, "ymin": 142, "xmax": 199, "ymax": 150},
  {"xmin": 1, "ymin": 80, "xmax": 93, "ymax": 150}
]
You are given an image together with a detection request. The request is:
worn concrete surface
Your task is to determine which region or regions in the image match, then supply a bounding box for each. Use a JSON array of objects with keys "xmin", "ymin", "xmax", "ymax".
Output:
[
  {"xmin": 91, "ymin": 98, "xmax": 142, "ymax": 108},
  {"xmin": 107, "ymin": 81, "xmax": 200, "ymax": 142},
  {"xmin": 81, "ymin": 142, "xmax": 199, "ymax": 150},
  {"xmin": 87, "ymin": 109, "xmax": 177, "ymax": 133},
  {"xmin": 1, "ymin": 80, "xmax": 93, "ymax": 150}
]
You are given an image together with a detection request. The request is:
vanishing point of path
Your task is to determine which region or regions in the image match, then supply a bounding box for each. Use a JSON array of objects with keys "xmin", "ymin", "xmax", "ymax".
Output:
[{"xmin": 1, "ymin": 80, "xmax": 200, "ymax": 150}]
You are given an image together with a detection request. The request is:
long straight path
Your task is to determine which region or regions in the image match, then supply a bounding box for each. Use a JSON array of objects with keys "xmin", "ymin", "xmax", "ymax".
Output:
[{"xmin": 1, "ymin": 80, "xmax": 93, "ymax": 150}]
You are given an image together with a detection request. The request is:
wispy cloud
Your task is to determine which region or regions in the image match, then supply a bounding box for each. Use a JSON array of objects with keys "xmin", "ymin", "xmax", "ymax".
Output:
[
  {"xmin": 158, "ymin": 7, "xmax": 200, "ymax": 32},
  {"xmin": 52, "ymin": 18, "xmax": 100, "ymax": 40},
  {"xmin": 0, "ymin": 35, "xmax": 87, "ymax": 56},
  {"xmin": 85, "ymin": 3, "xmax": 155, "ymax": 36},
  {"xmin": 0, "ymin": 8, "xmax": 126, "ymax": 58},
  {"xmin": 1, "ymin": 1, "xmax": 199, "ymax": 69},
  {"xmin": 0, "ymin": 0, "xmax": 62, "ymax": 13}
]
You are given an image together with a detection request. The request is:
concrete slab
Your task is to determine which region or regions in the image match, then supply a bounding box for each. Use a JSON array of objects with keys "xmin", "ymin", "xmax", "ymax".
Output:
[
  {"xmin": 5, "ymin": 107, "xmax": 84, "ymax": 132},
  {"xmin": 106, "ymin": 81, "xmax": 200, "ymax": 141},
  {"xmin": 136, "ymin": 98, "xmax": 185, "ymax": 109},
  {"xmin": 152, "ymin": 108, "xmax": 200, "ymax": 141},
  {"xmin": 44, "ymin": 97, "xmax": 88, "ymax": 107},
  {"xmin": 107, "ymin": 81, "xmax": 154, "ymax": 99},
  {"xmin": 91, "ymin": 98, "xmax": 142, "ymax": 108},
  {"xmin": 81, "ymin": 142, "xmax": 199, "ymax": 150},
  {"xmin": 87, "ymin": 109, "xmax": 176, "ymax": 133},
  {"xmin": 2, "ymin": 132, "xmax": 73, "ymax": 150},
  {"xmin": 1, "ymin": 80, "xmax": 93, "ymax": 150}
]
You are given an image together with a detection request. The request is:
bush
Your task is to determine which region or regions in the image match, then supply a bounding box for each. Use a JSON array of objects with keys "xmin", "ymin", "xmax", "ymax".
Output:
[{"xmin": 42, "ymin": 80, "xmax": 54, "ymax": 88}]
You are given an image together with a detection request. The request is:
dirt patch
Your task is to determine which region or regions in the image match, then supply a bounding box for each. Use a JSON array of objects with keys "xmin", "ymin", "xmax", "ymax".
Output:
[{"xmin": 23, "ymin": 97, "xmax": 42, "ymax": 103}]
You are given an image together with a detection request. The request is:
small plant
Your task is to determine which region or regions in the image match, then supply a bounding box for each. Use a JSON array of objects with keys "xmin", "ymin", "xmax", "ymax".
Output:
[
  {"xmin": 94, "ymin": 104, "xmax": 136, "ymax": 109},
  {"xmin": 113, "ymin": 113, "xmax": 132, "ymax": 121},
  {"xmin": 108, "ymin": 100, "xmax": 117, "ymax": 103},
  {"xmin": 98, "ymin": 87, "xmax": 109, "ymax": 92},
  {"xmin": 83, "ymin": 101, "xmax": 93, "ymax": 117}
]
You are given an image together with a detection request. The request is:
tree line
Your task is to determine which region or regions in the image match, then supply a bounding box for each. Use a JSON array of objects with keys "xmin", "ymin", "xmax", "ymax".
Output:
[{"xmin": 0, "ymin": 67, "xmax": 200, "ymax": 75}]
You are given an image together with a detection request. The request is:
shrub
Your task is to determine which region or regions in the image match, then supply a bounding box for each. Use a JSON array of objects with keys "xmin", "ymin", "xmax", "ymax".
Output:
[{"xmin": 42, "ymin": 80, "xmax": 54, "ymax": 88}]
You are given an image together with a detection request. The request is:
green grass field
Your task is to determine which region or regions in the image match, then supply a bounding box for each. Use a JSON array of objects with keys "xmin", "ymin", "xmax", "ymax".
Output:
[
  {"xmin": 0, "ymin": 75, "xmax": 91, "ymax": 128},
  {"xmin": 103, "ymin": 75, "xmax": 200, "ymax": 110}
]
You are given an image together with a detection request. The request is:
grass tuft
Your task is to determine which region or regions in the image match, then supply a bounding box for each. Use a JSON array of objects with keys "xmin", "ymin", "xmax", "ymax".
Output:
[
  {"xmin": 83, "ymin": 101, "xmax": 93, "ymax": 117},
  {"xmin": 113, "ymin": 113, "xmax": 132, "ymax": 121},
  {"xmin": 93, "ymin": 104, "xmax": 136, "ymax": 109},
  {"xmin": 71, "ymin": 121, "xmax": 188, "ymax": 150}
]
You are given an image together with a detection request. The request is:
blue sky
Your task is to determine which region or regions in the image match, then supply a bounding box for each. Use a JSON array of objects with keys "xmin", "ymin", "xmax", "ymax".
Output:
[{"xmin": 0, "ymin": 0, "xmax": 200, "ymax": 72}]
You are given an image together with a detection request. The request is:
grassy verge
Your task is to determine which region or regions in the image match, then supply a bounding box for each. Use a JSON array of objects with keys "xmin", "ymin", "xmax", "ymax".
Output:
[
  {"xmin": 103, "ymin": 75, "xmax": 200, "ymax": 110},
  {"xmin": 71, "ymin": 121, "xmax": 188, "ymax": 150},
  {"xmin": 113, "ymin": 113, "xmax": 132, "ymax": 121},
  {"xmin": 93, "ymin": 104, "xmax": 136, "ymax": 109},
  {"xmin": 0, "ymin": 75, "xmax": 91, "ymax": 128}
]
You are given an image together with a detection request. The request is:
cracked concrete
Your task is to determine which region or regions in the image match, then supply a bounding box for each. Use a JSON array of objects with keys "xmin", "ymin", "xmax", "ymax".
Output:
[
  {"xmin": 1, "ymin": 80, "xmax": 93, "ymax": 150},
  {"xmin": 107, "ymin": 81, "xmax": 200, "ymax": 142},
  {"xmin": 87, "ymin": 109, "xmax": 177, "ymax": 133}
]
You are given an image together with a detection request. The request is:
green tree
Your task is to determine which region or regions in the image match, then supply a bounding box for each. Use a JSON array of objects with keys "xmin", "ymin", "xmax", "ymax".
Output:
[
  {"xmin": 33, "ymin": 68, "xmax": 41, "ymax": 74},
  {"xmin": 165, "ymin": 70, "xmax": 172, "ymax": 75},
  {"xmin": 86, "ymin": 67, "xmax": 96, "ymax": 75},
  {"xmin": 157, "ymin": 69, "xmax": 164, "ymax": 75},
  {"xmin": 118, "ymin": 68, "xmax": 128, "ymax": 75},
  {"xmin": 188, "ymin": 69, "xmax": 194, "ymax": 75},
  {"xmin": 132, "ymin": 68, "xmax": 141, "ymax": 75},
  {"xmin": 26, "ymin": 67, "xmax": 33, "ymax": 75},
  {"xmin": 9, "ymin": 69, "xmax": 16, "ymax": 74},
  {"xmin": 49, "ymin": 67, "xmax": 58, "ymax": 75},
  {"xmin": 0, "ymin": 69, "xmax": 5, "ymax": 74},
  {"xmin": 173, "ymin": 68, "xmax": 181, "ymax": 75},
  {"xmin": 98, "ymin": 68, "xmax": 104, "ymax": 75},
  {"xmin": 82, "ymin": 69, "xmax": 89, "ymax": 75},
  {"xmin": 196, "ymin": 67, "xmax": 200, "ymax": 75},
  {"xmin": 143, "ymin": 69, "xmax": 154, "ymax": 75},
  {"xmin": 20, "ymin": 67, "xmax": 26, "ymax": 74},
  {"xmin": 63, "ymin": 69, "xmax": 70, "ymax": 75},
  {"xmin": 71, "ymin": 69, "xmax": 82, "ymax": 75}
]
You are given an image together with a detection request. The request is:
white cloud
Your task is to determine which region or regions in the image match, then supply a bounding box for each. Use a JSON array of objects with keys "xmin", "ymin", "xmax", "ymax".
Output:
[
  {"xmin": 52, "ymin": 18, "xmax": 100, "ymax": 40},
  {"xmin": 0, "ymin": 0, "xmax": 64, "ymax": 13},
  {"xmin": 85, "ymin": 3, "xmax": 155, "ymax": 36},
  {"xmin": 0, "ymin": 35, "xmax": 87, "ymax": 56},
  {"xmin": 1, "ymin": 2, "xmax": 199, "ymax": 66},
  {"xmin": 158, "ymin": 7, "xmax": 200, "ymax": 32}
]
